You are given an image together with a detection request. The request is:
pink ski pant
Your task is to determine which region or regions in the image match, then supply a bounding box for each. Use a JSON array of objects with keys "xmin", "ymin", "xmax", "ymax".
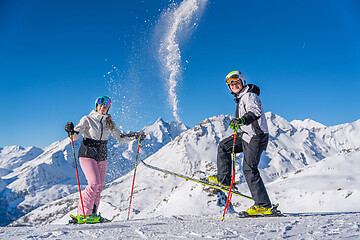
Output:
[{"xmin": 77, "ymin": 157, "xmax": 107, "ymax": 216}]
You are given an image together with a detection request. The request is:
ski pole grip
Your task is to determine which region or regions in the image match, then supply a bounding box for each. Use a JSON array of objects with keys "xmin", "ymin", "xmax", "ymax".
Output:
[{"xmin": 69, "ymin": 135, "xmax": 74, "ymax": 146}]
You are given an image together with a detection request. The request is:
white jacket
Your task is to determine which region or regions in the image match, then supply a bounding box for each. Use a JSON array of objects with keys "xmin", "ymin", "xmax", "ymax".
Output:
[
  {"xmin": 73, "ymin": 110, "xmax": 135, "ymax": 143},
  {"xmin": 235, "ymin": 84, "xmax": 269, "ymax": 143}
]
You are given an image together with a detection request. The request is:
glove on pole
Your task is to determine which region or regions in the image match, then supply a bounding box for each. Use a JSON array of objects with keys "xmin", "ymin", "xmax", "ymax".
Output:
[{"xmin": 127, "ymin": 136, "xmax": 142, "ymax": 220}]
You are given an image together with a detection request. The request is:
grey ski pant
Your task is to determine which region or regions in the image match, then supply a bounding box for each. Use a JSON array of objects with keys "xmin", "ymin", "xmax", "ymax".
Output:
[{"xmin": 217, "ymin": 132, "xmax": 271, "ymax": 208}]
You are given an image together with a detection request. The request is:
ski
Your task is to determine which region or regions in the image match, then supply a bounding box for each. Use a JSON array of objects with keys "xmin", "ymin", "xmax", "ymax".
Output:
[{"xmin": 140, "ymin": 160, "xmax": 253, "ymax": 200}]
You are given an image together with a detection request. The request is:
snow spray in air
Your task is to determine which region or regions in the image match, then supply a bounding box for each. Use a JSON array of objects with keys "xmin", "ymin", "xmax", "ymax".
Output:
[{"xmin": 157, "ymin": 0, "xmax": 208, "ymax": 122}]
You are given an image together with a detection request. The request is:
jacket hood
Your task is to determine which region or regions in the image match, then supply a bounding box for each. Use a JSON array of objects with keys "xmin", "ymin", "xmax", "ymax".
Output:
[
  {"xmin": 89, "ymin": 110, "xmax": 108, "ymax": 120},
  {"xmin": 233, "ymin": 84, "xmax": 260, "ymax": 102}
]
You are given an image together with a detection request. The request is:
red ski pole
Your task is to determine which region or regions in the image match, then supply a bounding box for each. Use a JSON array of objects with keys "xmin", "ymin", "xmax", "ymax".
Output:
[
  {"xmin": 222, "ymin": 128, "xmax": 238, "ymax": 221},
  {"xmin": 69, "ymin": 134, "xmax": 87, "ymax": 224},
  {"xmin": 127, "ymin": 136, "xmax": 142, "ymax": 220}
]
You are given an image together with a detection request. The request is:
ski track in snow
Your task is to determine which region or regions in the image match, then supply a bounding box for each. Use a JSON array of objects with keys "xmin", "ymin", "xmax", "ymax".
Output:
[{"xmin": 1, "ymin": 212, "xmax": 359, "ymax": 239}]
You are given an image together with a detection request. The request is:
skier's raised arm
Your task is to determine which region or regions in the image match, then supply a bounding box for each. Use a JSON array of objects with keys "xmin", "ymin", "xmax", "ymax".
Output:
[{"xmin": 106, "ymin": 114, "xmax": 146, "ymax": 143}]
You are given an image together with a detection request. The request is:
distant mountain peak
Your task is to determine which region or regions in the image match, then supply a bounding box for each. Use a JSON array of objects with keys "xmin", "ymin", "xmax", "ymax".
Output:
[
  {"xmin": 290, "ymin": 118, "xmax": 326, "ymax": 129},
  {"xmin": 155, "ymin": 117, "xmax": 165, "ymax": 124}
]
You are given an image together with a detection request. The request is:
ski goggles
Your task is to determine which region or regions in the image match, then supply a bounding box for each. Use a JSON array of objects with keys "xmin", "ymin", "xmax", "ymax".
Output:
[
  {"xmin": 225, "ymin": 76, "xmax": 241, "ymax": 85},
  {"xmin": 96, "ymin": 97, "xmax": 111, "ymax": 107}
]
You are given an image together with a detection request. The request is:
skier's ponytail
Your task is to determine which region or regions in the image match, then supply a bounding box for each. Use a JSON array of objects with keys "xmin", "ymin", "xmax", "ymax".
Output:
[{"xmin": 106, "ymin": 114, "xmax": 116, "ymax": 131}]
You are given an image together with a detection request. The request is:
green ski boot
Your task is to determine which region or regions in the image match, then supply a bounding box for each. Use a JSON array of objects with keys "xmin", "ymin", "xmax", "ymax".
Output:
[{"xmin": 69, "ymin": 213, "xmax": 109, "ymax": 224}]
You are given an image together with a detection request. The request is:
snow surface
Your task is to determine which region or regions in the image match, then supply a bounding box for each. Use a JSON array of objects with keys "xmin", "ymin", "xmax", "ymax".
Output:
[{"xmin": 1, "ymin": 213, "xmax": 359, "ymax": 239}]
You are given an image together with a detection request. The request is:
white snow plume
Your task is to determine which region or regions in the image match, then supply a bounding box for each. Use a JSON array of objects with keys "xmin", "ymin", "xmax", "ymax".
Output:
[
  {"xmin": 157, "ymin": 0, "xmax": 208, "ymax": 122},
  {"xmin": 104, "ymin": 65, "xmax": 136, "ymax": 130}
]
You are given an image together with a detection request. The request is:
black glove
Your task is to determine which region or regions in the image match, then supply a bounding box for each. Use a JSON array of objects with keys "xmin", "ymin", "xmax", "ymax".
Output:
[
  {"xmin": 65, "ymin": 122, "xmax": 76, "ymax": 136},
  {"xmin": 125, "ymin": 132, "xmax": 146, "ymax": 141},
  {"xmin": 134, "ymin": 131, "xmax": 146, "ymax": 141}
]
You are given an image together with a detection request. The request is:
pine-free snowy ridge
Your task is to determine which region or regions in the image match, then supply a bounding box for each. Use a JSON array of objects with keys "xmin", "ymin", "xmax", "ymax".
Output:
[{"xmin": 1, "ymin": 113, "xmax": 359, "ymax": 227}]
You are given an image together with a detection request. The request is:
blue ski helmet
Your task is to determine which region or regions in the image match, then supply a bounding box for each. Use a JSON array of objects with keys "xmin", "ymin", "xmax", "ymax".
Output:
[{"xmin": 95, "ymin": 96, "xmax": 111, "ymax": 111}]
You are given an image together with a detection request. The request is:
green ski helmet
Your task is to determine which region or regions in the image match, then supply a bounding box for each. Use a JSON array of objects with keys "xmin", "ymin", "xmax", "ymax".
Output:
[
  {"xmin": 225, "ymin": 70, "xmax": 246, "ymax": 90},
  {"xmin": 95, "ymin": 96, "xmax": 111, "ymax": 112}
]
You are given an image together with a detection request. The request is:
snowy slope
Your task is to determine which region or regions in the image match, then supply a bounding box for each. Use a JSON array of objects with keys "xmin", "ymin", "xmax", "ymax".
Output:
[
  {"xmin": 269, "ymin": 151, "xmax": 360, "ymax": 213},
  {"xmin": 2, "ymin": 212, "xmax": 360, "ymax": 239},
  {"xmin": 0, "ymin": 118, "xmax": 188, "ymax": 226},
  {"xmin": 9, "ymin": 113, "xmax": 360, "ymax": 227}
]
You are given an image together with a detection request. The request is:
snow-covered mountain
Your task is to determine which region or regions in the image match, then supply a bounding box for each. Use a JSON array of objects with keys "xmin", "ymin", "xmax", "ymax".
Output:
[
  {"xmin": 107, "ymin": 117, "xmax": 188, "ymax": 182},
  {"xmin": 0, "ymin": 118, "xmax": 188, "ymax": 227},
  {"xmin": 262, "ymin": 113, "xmax": 360, "ymax": 182},
  {"xmin": 0, "ymin": 145, "xmax": 44, "ymax": 177},
  {"xmin": 269, "ymin": 150, "xmax": 360, "ymax": 213},
  {"xmin": 7, "ymin": 113, "xmax": 360, "ymax": 226},
  {"xmin": 0, "ymin": 140, "xmax": 83, "ymax": 227}
]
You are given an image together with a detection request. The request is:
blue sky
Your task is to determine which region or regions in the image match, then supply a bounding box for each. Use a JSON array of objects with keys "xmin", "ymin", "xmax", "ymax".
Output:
[{"xmin": 1, "ymin": 0, "xmax": 360, "ymax": 148}]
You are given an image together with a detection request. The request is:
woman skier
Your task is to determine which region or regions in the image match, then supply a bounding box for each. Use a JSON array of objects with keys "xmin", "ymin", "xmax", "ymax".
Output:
[{"xmin": 65, "ymin": 96, "xmax": 145, "ymax": 223}]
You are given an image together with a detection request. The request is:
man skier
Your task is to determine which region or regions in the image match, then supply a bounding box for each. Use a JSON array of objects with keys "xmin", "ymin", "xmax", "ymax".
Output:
[{"xmin": 209, "ymin": 70, "xmax": 273, "ymax": 215}]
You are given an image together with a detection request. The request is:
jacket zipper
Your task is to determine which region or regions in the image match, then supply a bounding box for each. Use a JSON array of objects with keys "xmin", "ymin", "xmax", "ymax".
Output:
[{"xmin": 100, "ymin": 116, "xmax": 104, "ymax": 140}]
